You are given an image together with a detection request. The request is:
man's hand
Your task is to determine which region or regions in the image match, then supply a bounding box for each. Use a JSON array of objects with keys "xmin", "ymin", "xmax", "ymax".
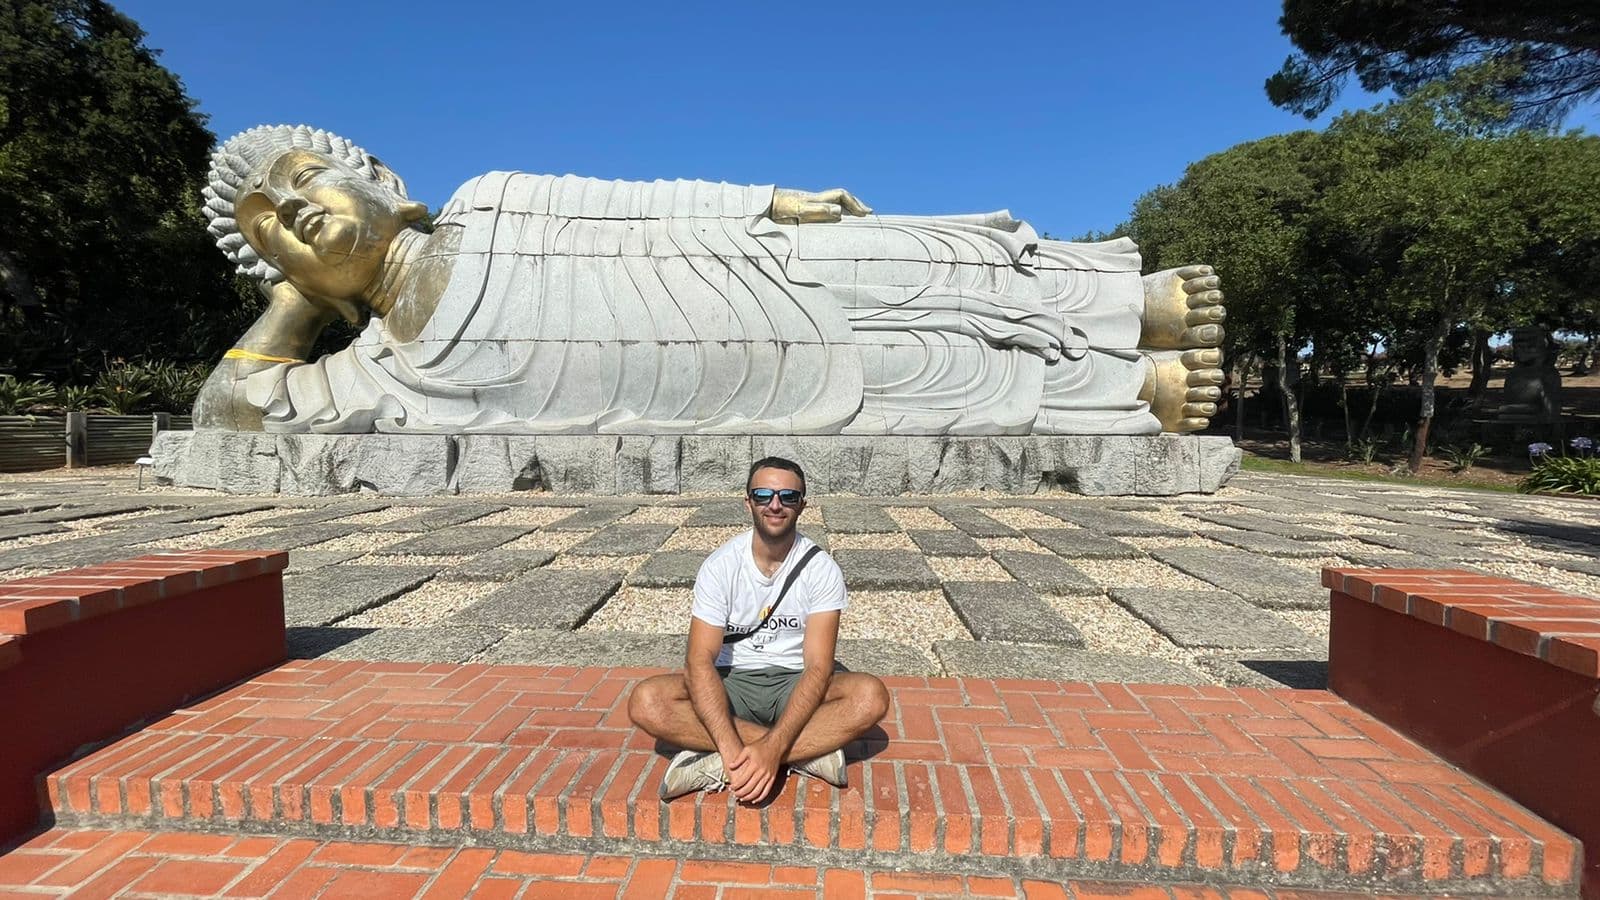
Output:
[
  {"xmin": 771, "ymin": 188, "xmax": 873, "ymax": 224},
  {"xmin": 726, "ymin": 737, "xmax": 784, "ymax": 803}
]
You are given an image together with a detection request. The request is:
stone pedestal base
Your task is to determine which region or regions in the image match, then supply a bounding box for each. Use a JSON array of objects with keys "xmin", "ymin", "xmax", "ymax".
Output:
[{"xmin": 149, "ymin": 431, "xmax": 1241, "ymax": 497}]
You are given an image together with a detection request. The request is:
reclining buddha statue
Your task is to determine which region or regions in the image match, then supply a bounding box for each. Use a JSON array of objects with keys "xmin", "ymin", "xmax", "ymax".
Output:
[{"xmin": 195, "ymin": 125, "xmax": 1226, "ymax": 436}]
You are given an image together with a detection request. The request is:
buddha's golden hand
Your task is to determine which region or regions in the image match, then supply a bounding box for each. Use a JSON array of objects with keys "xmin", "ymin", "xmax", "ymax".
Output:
[{"xmin": 771, "ymin": 188, "xmax": 873, "ymax": 224}]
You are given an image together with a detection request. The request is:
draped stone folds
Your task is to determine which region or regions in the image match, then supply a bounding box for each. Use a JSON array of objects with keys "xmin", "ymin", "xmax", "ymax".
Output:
[{"xmin": 239, "ymin": 172, "xmax": 1161, "ymax": 436}]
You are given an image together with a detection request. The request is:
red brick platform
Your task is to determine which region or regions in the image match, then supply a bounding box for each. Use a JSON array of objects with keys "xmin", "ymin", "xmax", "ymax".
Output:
[
  {"xmin": 0, "ymin": 826, "xmax": 1460, "ymax": 899},
  {"xmin": 35, "ymin": 659, "xmax": 1579, "ymax": 896}
]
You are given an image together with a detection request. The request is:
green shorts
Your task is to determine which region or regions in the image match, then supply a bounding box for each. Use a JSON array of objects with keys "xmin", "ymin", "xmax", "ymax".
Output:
[{"xmin": 717, "ymin": 666, "xmax": 803, "ymax": 726}]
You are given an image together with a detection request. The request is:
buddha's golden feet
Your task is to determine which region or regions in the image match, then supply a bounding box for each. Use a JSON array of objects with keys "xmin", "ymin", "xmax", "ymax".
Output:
[
  {"xmin": 1144, "ymin": 348, "xmax": 1225, "ymax": 433},
  {"xmin": 1139, "ymin": 265, "xmax": 1225, "ymax": 351}
]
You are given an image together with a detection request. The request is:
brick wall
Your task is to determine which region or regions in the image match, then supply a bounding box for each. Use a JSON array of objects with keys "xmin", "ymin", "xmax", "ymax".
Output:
[
  {"xmin": 1325, "ymin": 567, "xmax": 1600, "ymax": 899},
  {"xmin": 0, "ymin": 550, "xmax": 287, "ymax": 843}
]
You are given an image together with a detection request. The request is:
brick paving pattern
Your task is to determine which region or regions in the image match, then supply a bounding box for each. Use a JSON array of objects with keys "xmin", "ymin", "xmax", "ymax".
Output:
[
  {"xmin": 39, "ymin": 659, "xmax": 1579, "ymax": 893},
  {"xmin": 0, "ymin": 827, "xmax": 1463, "ymax": 898}
]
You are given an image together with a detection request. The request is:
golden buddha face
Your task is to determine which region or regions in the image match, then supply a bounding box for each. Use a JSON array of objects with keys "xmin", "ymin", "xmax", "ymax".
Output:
[{"xmin": 235, "ymin": 149, "xmax": 427, "ymax": 300}]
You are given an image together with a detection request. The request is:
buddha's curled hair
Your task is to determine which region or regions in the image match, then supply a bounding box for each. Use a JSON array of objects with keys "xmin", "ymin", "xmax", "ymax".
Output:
[{"xmin": 202, "ymin": 125, "xmax": 409, "ymax": 285}]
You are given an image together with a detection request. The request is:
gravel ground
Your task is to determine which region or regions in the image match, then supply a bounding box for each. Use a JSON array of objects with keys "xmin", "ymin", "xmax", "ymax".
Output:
[
  {"xmin": 976, "ymin": 536, "xmax": 1055, "ymax": 554},
  {"xmin": 983, "ymin": 507, "xmax": 1076, "ymax": 530},
  {"xmin": 620, "ymin": 506, "xmax": 696, "ymax": 525},
  {"xmin": 885, "ymin": 507, "xmax": 955, "ymax": 530},
  {"xmin": 547, "ymin": 553, "xmax": 645, "ymax": 574},
  {"xmin": 350, "ymin": 553, "xmax": 473, "ymax": 568},
  {"xmin": 1046, "ymin": 594, "xmax": 1196, "ymax": 667},
  {"xmin": 1476, "ymin": 560, "xmax": 1600, "ymax": 599},
  {"xmin": 583, "ymin": 587, "xmax": 693, "ymax": 633},
  {"xmin": 299, "ymin": 531, "xmax": 412, "ymax": 554},
  {"xmin": 1069, "ymin": 558, "xmax": 1215, "ymax": 591},
  {"xmin": 507, "ymin": 530, "xmax": 594, "ymax": 552},
  {"xmin": 473, "ymin": 507, "xmax": 582, "ymax": 528},
  {"xmin": 1275, "ymin": 609, "xmax": 1331, "ymax": 641},
  {"xmin": 838, "ymin": 590, "xmax": 972, "ymax": 644},
  {"xmin": 827, "ymin": 532, "xmax": 916, "ymax": 551},
  {"xmin": 661, "ymin": 527, "xmax": 744, "ymax": 551},
  {"xmin": 337, "ymin": 507, "xmax": 428, "ymax": 525},
  {"xmin": 927, "ymin": 556, "xmax": 1013, "ymax": 581},
  {"xmin": 341, "ymin": 579, "xmax": 498, "ymax": 627}
]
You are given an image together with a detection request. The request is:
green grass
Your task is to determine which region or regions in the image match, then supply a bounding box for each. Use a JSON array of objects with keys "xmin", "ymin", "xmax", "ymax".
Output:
[{"xmin": 1239, "ymin": 453, "xmax": 1522, "ymax": 493}]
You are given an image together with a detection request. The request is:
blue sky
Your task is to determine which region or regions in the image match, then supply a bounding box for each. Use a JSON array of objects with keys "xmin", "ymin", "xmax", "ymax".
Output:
[{"xmin": 121, "ymin": 1, "xmax": 1593, "ymax": 238}]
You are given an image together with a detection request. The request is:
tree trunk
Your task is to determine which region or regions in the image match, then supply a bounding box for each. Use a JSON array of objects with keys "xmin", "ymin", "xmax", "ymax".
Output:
[
  {"xmin": 1341, "ymin": 382, "xmax": 1354, "ymax": 446},
  {"xmin": 1232, "ymin": 354, "xmax": 1250, "ymax": 442},
  {"xmin": 1409, "ymin": 317, "xmax": 1451, "ymax": 473},
  {"xmin": 1276, "ymin": 332, "xmax": 1302, "ymax": 464},
  {"xmin": 1467, "ymin": 328, "xmax": 1493, "ymax": 401},
  {"xmin": 1362, "ymin": 376, "xmax": 1385, "ymax": 443}
]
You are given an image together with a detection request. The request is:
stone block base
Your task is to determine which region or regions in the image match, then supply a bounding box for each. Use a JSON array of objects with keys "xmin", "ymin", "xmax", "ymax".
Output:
[{"xmin": 150, "ymin": 431, "xmax": 1241, "ymax": 497}]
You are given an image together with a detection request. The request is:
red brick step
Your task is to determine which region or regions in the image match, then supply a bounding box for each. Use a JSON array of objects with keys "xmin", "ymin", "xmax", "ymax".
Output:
[
  {"xmin": 39, "ymin": 660, "xmax": 1581, "ymax": 896},
  {"xmin": 0, "ymin": 826, "xmax": 1466, "ymax": 898}
]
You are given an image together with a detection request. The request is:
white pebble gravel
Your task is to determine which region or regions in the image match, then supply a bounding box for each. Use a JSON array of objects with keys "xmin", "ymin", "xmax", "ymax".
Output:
[
  {"xmin": 472, "ymin": 507, "xmax": 583, "ymax": 528},
  {"xmin": 1070, "ymin": 558, "xmax": 1214, "ymax": 591},
  {"xmin": 886, "ymin": 507, "xmax": 954, "ymax": 530},
  {"xmin": 838, "ymin": 590, "xmax": 972, "ymax": 644},
  {"xmin": 341, "ymin": 579, "xmax": 499, "ymax": 627},
  {"xmin": 582, "ymin": 587, "xmax": 693, "ymax": 633},
  {"xmin": 983, "ymin": 507, "xmax": 1076, "ymax": 530},
  {"xmin": 508, "ymin": 530, "xmax": 593, "ymax": 552},
  {"xmin": 335, "ymin": 506, "xmax": 428, "ymax": 525},
  {"xmin": 661, "ymin": 527, "xmax": 744, "ymax": 551},
  {"xmin": 827, "ymin": 532, "xmax": 916, "ymax": 551}
]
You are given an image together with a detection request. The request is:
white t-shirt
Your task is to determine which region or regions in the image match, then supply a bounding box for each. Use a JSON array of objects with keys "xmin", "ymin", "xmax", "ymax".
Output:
[{"xmin": 691, "ymin": 530, "xmax": 848, "ymax": 670}]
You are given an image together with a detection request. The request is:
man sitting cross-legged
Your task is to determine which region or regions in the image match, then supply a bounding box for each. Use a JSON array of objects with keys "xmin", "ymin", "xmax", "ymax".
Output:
[{"xmin": 627, "ymin": 457, "xmax": 890, "ymax": 802}]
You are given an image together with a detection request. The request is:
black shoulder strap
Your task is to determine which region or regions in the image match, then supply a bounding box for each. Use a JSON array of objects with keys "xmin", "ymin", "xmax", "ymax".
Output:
[{"xmin": 724, "ymin": 545, "xmax": 823, "ymax": 645}]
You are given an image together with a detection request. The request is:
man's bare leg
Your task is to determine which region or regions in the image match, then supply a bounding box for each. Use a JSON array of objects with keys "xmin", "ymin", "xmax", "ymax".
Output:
[{"xmin": 628, "ymin": 671, "xmax": 888, "ymax": 762}]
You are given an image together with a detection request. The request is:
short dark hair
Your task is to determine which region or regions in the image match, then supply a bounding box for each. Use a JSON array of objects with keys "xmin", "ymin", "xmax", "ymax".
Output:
[{"xmin": 746, "ymin": 456, "xmax": 806, "ymax": 494}]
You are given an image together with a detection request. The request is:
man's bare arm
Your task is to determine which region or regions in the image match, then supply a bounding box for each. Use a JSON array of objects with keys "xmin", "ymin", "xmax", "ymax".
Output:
[{"xmin": 685, "ymin": 617, "xmax": 742, "ymax": 759}]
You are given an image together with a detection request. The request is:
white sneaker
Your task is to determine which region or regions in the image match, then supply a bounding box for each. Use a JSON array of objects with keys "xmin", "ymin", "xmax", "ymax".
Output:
[
  {"xmin": 659, "ymin": 750, "xmax": 728, "ymax": 800},
  {"xmin": 789, "ymin": 748, "xmax": 847, "ymax": 788}
]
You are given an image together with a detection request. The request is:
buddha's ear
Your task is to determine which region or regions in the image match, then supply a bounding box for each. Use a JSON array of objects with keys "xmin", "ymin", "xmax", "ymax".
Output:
[{"xmin": 366, "ymin": 154, "xmax": 409, "ymax": 198}]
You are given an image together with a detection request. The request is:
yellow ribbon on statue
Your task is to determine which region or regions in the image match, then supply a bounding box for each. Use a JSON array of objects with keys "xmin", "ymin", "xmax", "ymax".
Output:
[{"xmin": 224, "ymin": 348, "xmax": 303, "ymax": 364}]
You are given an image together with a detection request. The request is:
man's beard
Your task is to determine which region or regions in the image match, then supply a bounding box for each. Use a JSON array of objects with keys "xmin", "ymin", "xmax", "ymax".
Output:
[{"xmin": 752, "ymin": 511, "xmax": 797, "ymax": 542}]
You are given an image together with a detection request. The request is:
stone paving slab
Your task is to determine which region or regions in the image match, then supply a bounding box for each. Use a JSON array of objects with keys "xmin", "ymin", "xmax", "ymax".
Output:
[
  {"xmin": 213, "ymin": 523, "xmax": 360, "ymax": 551},
  {"xmin": 0, "ymin": 523, "xmax": 221, "ymax": 570},
  {"xmin": 1023, "ymin": 529, "xmax": 1144, "ymax": 559},
  {"xmin": 942, "ymin": 581, "xmax": 1084, "ymax": 646},
  {"xmin": 477, "ymin": 628, "xmax": 684, "ymax": 667},
  {"xmin": 98, "ymin": 500, "xmax": 278, "ymax": 526},
  {"xmin": 1106, "ymin": 588, "xmax": 1318, "ymax": 649},
  {"xmin": 438, "ymin": 547, "xmax": 556, "ymax": 581},
  {"xmin": 1183, "ymin": 511, "xmax": 1341, "ymax": 541},
  {"xmin": 283, "ymin": 565, "xmax": 440, "ymax": 627},
  {"xmin": 1352, "ymin": 532, "xmax": 1514, "ymax": 560},
  {"xmin": 251, "ymin": 501, "xmax": 391, "ymax": 528},
  {"xmin": 831, "ymin": 550, "xmax": 940, "ymax": 590},
  {"xmin": 448, "ymin": 570, "xmax": 624, "ymax": 630},
  {"xmin": 991, "ymin": 551, "xmax": 1100, "ymax": 595},
  {"xmin": 906, "ymin": 529, "xmax": 985, "ymax": 557},
  {"xmin": 0, "ymin": 522, "xmax": 65, "ymax": 541},
  {"xmin": 1150, "ymin": 546, "xmax": 1329, "ymax": 610},
  {"xmin": 683, "ymin": 500, "xmax": 751, "ymax": 526},
  {"xmin": 286, "ymin": 624, "xmax": 504, "ymax": 662},
  {"xmin": 817, "ymin": 501, "xmax": 899, "ymax": 533},
  {"xmin": 567, "ymin": 524, "xmax": 676, "ymax": 556},
  {"xmin": 1040, "ymin": 506, "xmax": 1190, "ymax": 537},
  {"xmin": 932, "ymin": 641, "xmax": 1205, "ymax": 683},
  {"xmin": 544, "ymin": 505, "xmax": 635, "ymax": 531},
  {"xmin": 375, "ymin": 525, "xmax": 532, "ymax": 556},
  {"xmin": 628, "ymin": 550, "xmax": 706, "ymax": 587},
  {"xmin": 932, "ymin": 504, "xmax": 1017, "ymax": 537},
  {"xmin": 378, "ymin": 503, "xmax": 508, "ymax": 531},
  {"xmin": 0, "ymin": 499, "xmax": 169, "ymax": 525},
  {"xmin": 283, "ymin": 549, "xmax": 366, "ymax": 574},
  {"xmin": 1198, "ymin": 529, "xmax": 1333, "ymax": 558}
]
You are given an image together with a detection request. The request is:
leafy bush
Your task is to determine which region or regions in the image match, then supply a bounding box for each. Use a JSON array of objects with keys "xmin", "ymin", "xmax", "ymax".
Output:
[
  {"xmin": 146, "ymin": 361, "xmax": 210, "ymax": 412},
  {"xmin": 1521, "ymin": 456, "xmax": 1600, "ymax": 495},
  {"xmin": 92, "ymin": 362, "xmax": 153, "ymax": 415},
  {"xmin": 58, "ymin": 385, "xmax": 98, "ymax": 412},
  {"xmin": 1345, "ymin": 438, "xmax": 1380, "ymax": 464},
  {"xmin": 0, "ymin": 376, "xmax": 57, "ymax": 414},
  {"xmin": 1438, "ymin": 442, "xmax": 1491, "ymax": 473}
]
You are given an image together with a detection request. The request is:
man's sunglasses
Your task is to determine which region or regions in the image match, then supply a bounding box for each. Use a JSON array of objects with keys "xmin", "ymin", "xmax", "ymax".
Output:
[{"xmin": 748, "ymin": 488, "xmax": 804, "ymax": 507}]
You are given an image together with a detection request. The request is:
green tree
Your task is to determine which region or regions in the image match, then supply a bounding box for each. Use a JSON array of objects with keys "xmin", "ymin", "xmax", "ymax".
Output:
[
  {"xmin": 1320, "ymin": 97, "xmax": 1600, "ymax": 470},
  {"xmin": 1125, "ymin": 131, "xmax": 1340, "ymax": 461},
  {"xmin": 1268, "ymin": 0, "xmax": 1600, "ymax": 128},
  {"xmin": 0, "ymin": 0, "xmax": 251, "ymax": 378}
]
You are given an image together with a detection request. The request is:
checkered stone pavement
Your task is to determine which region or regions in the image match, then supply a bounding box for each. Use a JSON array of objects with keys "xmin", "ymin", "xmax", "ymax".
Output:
[{"xmin": 3, "ymin": 466, "xmax": 1599, "ymax": 688}]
